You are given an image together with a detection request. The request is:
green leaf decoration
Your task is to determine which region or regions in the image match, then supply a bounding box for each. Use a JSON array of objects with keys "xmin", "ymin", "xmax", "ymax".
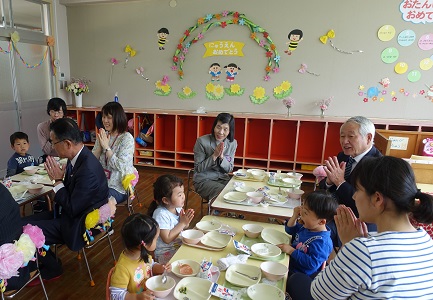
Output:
[
  {"xmin": 225, "ymin": 87, "xmax": 245, "ymax": 96},
  {"xmin": 177, "ymin": 91, "xmax": 197, "ymax": 99},
  {"xmin": 249, "ymin": 95, "xmax": 269, "ymax": 104}
]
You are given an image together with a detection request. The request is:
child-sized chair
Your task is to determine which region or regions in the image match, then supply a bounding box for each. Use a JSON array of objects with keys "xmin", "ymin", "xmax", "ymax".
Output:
[{"xmin": 105, "ymin": 267, "xmax": 115, "ymax": 300}]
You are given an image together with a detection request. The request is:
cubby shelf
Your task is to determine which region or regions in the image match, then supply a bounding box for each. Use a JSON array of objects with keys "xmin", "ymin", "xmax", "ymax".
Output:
[{"xmin": 67, "ymin": 107, "xmax": 433, "ymax": 183}]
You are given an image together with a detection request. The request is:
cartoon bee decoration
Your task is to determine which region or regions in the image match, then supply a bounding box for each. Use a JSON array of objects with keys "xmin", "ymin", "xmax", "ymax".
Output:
[
  {"xmin": 157, "ymin": 28, "xmax": 169, "ymax": 50},
  {"xmin": 285, "ymin": 29, "xmax": 303, "ymax": 55}
]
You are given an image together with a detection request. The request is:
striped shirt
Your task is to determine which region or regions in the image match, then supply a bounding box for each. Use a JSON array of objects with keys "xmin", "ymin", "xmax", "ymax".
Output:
[{"xmin": 311, "ymin": 229, "xmax": 433, "ymax": 299}]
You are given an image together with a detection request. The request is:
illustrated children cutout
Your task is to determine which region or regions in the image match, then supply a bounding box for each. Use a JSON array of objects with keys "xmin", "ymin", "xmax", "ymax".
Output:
[
  {"xmin": 426, "ymin": 84, "xmax": 433, "ymax": 101},
  {"xmin": 285, "ymin": 29, "xmax": 303, "ymax": 55},
  {"xmin": 209, "ymin": 63, "xmax": 222, "ymax": 81},
  {"xmin": 157, "ymin": 28, "xmax": 169, "ymax": 50},
  {"xmin": 224, "ymin": 63, "xmax": 241, "ymax": 82}
]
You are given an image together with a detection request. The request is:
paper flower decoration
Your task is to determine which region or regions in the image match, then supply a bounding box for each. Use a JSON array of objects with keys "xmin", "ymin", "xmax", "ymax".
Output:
[
  {"xmin": 319, "ymin": 29, "xmax": 363, "ymax": 54},
  {"xmin": 124, "ymin": 44, "xmax": 136, "ymax": 68},
  {"xmin": 298, "ymin": 63, "xmax": 320, "ymax": 76},
  {"xmin": 273, "ymin": 81, "xmax": 292, "ymax": 99},
  {"xmin": 172, "ymin": 11, "xmax": 280, "ymax": 81},
  {"xmin": 178, "ymin": 86, "xmax": 197, "ymax": 99},
  {"xmin": 205, "ymin": 82, "xmax": 225, "ymax": 100},
  {"xmin": 250, "ymin": 86, "xmax": 269, "ymax": 104},
  {"xmin": 224, "ymin": 84, "xmax": 245, "ymax": 96},
  {"xmin": 136, "ymin": 67, "xmax": 149, "ymax": 81},
  {"xmin": 109, "ymin": 58, "xmax": 118, "ymax": 85},
  {"xmin": 154, "ymin": 75, "xmax": 171, "ymax": 96}
]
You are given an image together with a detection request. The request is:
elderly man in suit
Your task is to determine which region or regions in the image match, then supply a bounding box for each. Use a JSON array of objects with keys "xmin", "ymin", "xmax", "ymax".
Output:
[
  {"xmin": 30, "ymin": 118, "xmax": 109, "ymax": 251},
  {"xmin": 319, "ymin": 116, "xmax": 382, "ymax": 247},
  {"xmin": 193, "ymin": 113, "xmax": 237, "ymax": 202}
]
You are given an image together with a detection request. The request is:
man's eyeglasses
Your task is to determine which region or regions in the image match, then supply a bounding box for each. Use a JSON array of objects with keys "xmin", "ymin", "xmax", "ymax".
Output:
[
  {"xmin": 48, "ymin": 139, "xmax": 66, "ymax": 145},
  {"xmin": 49, "ymin": 110, "xmax": 64, "ymax": 115}
]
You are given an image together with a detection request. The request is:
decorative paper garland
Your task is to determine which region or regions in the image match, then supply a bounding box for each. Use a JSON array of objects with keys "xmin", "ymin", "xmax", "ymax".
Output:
[
  {"xmin": 319, "ymin": 30, "xmax": 363, "ymax": 54},
  {"xmin": 172, "ymin": 11, "xmax": 280, "ymax": 81}
]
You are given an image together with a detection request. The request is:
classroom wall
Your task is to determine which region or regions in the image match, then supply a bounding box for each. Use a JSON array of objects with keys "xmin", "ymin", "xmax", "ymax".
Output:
[{"xmin": 66, "ymin": 0, "xmax": 433, "ymax": 120}]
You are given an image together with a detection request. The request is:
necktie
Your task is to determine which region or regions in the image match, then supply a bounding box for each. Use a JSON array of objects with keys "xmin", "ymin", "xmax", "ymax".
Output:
[
  {"xmin": 64, "ymin": 161, "xmax": 73, "ymax": 182},
  {"xmin": 344, "ymin": 157, "xmax": 355, "ymax": 180}
]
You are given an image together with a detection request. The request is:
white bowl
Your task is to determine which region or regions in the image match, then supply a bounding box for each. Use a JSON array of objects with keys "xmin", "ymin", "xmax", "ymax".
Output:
[
  {"xmin": 27, "ymin": 184, "xmax": 43, "ymax": 194},
  {"xmin": 182, "ymin": 229, "xmax": 204, "ymax": 244},
  {"xmin": 282, "ymin": 177, "xmax": 302, "ymax": 187},
  {"xmin": 24, "ymin": 166, "xmax": 38, "ymax": 175},
  {"xmin": 251, "ymin": 243, "xmax": 281, "ymax": 258},
  {"xmin": 261, "ymin": 228, "xmax": 291, "ymax": 245},
  {"xmin": 260, "ymin": 261, "xmax": 288, "ymax": 281},
  {"xmin": 145, "ymin": 275, "xmax": 175, "ymax": 298},
  {"xmin": 171, "ymin": 259, "xmax": 201, "ymax": 278},
  {"xmin": 242, "ymin": 224, "xmax": 264, "ymax": 238},
  {"xmin": 195, "ymin": 220, "xmax": 221, "ymax": 233},
  {"xmin": 233, "ymin": 169, "xmax": 248, "ymax": 178},
  {"xmin": 286, "ymin": 188, "xmax": 304, "ymax": 199},
  {"xmin": 247, "ymin": 283, "xmax": 285, "ymax": 300},
  {"xmin": 246, "ymin": 191, "xmax": 264, "ymax": 204},
  {"xmin": 250, "ymin": 170, "xmax": 266, "ymax": 180},
  {"xmin": 287, "ymin": 172, "xmax": 303, "ymax": 180}
]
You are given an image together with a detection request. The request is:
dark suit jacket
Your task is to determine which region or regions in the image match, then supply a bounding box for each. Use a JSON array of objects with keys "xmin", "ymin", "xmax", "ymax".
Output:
[
  {"xmin": 56, "ymin": 146, "xmax": 109, "ymax": 251},
  {"xmin": 319, "ymin": 146, "xmax": 382, "ymax": 216}
]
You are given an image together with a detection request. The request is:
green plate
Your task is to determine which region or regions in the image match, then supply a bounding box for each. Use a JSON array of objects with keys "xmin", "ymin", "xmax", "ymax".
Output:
[{"xmin": 267, "ymin": 180, "xmax": 298, "ymax": 188}]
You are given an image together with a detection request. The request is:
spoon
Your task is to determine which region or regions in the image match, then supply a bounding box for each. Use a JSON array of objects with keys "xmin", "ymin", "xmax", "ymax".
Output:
[
  {"xmin": 161, "ymin": 269, "xmax": 167, "ymax": 284},
  {"xmin": 20, "ymin": 189, "xmax": 28, "ymax": 199},
  {"xmin": 235, "ymin": 270, "xmax": 259, "ymax": 280}
]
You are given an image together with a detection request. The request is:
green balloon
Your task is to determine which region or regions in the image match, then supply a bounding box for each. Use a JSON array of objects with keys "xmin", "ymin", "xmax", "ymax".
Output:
[
  {"xmin": 381, "ymin": 47, "xmax": 399, "ymax": 64},
  {"xmin": 407, "ymin": 70, "xmax": 421, "ymax": 82}
]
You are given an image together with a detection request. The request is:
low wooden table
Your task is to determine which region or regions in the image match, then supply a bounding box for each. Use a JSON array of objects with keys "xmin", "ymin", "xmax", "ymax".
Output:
[
  {"xmin": 210, "ymin": 176, "xmax": 296, "ymax": 220},
  {"xmin": 168, "ymin": 215, "xmax": 290, "ymax": 299}
]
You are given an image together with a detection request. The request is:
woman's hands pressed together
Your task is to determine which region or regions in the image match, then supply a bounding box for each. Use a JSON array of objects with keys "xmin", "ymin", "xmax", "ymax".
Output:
[
  {"xmin": 213, "ymin": 142, "xmax": 224, "ymax": 161},
  {"xmin": 335, "ymin": 205, "xmax": 368, "ymax": 245},
  {"xmin": 96, "ymin": 128, "xmax": 110, "ymax": 151}
]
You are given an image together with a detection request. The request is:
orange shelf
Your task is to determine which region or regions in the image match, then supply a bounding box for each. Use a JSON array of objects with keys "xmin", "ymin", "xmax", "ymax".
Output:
[
  {"xmin": 245, "ymin": 119, "xmax": 271, "ymax": 159},
  {"xmin": 297, "ymin": 121, "xmax": 325, "ymax": 163},
  {"xmin": 270, "ymin": 119, "xmax": 297, "ymax": 161}
]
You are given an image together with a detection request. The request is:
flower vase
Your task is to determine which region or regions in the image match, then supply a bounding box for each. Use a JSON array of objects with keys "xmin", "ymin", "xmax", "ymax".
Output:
[
  {"xmin": 320, "ymin": 109, "xmax": 325, "ymax": 118},
  {"xmin": 74, "ymin": 94, "xmax": 83, "ymax": 108},
  {"xmin": 287, "ymin": 107, "xmax": 292, "ymax": 117}
]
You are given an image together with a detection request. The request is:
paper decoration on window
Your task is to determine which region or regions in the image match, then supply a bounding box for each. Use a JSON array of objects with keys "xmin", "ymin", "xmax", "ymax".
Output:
[
  {"xmin": 250, "ymin": 86, "xmax": 269, "ymax": 104},
  {"xmin": 203, "ymin": 41, "xmax": 245, "ymax": 57},
  {"xmin": 205, "ymin": 82, "xmax": 225, "ymax": 100},
  {"xmin": 209, "ymin": 63, "xmax": 222, "ymax": 81},
  {"xmin": 171, "ymin": 11, "xmax": 280, "ymax": 81},
  {"xmin": 298, "ymin": 63, "xmax": 319, "ymax": 76},
  {"xmin": 381, "ymin": 47, "xmax": 399, "ymax": 64},
  {"xmin": 224, "ymin": 63, "xmax": 241, "ymax": 82},
  {"xmin": 225, "ymin": 84, "xmax": 245, "ymax": 96},
  {"xmin": 154, "ymin": 75, "xmax": 171, "ymax": 96},
  {"xmin": 109, "ymin": 58, "xmax": 118, "ymax": 85},
  {"xmin": 319, "ymin": 29, "xmax": 363, "ymax": 54},
  {"xmin": 273, "ymin": 81, "xmax": 292, "ymax": 99},
  {"xmin": 136, "ymin": 67, "xmax": 150, "ymax": 81},
  {"xmin": 418, "ymin": 33, "xmax": 433, "ymax": 51},
  {"xmin": 377, "ymin": 25, "xmax": 396, "ymax": 42},
  {"xmin": 397, "ymin": 30, "xmax": 416, "ymax": 46},
  {"xmin": 426, "ymin": 85, "xmax": 433, "ymax": 101},
  {"xmin": 407, "ymin": 70, "xmax": 421, "ymax": 82},
  {"xmin": 400, "ymin": 1, "xmax": 433, "ymax": 24},
  {"xmin": 124, "ymin": 45, "xmax": 136, "ymax": 68},
  {"xmin": 157, "ymin": 28, "xmax": 170, "ymax": 50},
  {"xmin": 420, "ymin": 58, "xmax": 433, "ymax": 70},
  {"xmin": 178, "ymin": 86, "xmax": 197, "ymax": 99},
  {"xmin": 395, "ymin": 62, "xmax": 408, "ymax": 74},
  {"xmin": 379, "ymin": 78, "xmax": 390, "ymax": 88},
  {"xmin": 285, "ymin": 29, "xmax": 303, "ymax": 55}
]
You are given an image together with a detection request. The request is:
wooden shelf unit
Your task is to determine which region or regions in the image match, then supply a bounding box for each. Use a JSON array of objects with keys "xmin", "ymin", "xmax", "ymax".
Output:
[{"xmin": 66, "ymin": 107, "xmax": 433, "ymax": 183}]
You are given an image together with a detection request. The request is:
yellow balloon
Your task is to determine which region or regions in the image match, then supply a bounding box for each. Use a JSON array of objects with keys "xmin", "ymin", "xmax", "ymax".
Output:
[
  {"xmin": 394, "ymin": 62, "xmax": 408, "ymax": 74},
  {"xmin": 420, "ymin": 58, "xmax": 433, "ymax": 71},
  {"xmin": 378, "ymin": 25, "xmax": 396, "ymax": 42}
]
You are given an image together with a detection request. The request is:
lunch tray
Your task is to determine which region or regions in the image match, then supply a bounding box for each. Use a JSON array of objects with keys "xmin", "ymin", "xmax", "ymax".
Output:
[{"xmin": 222, "ymin": 277, "xmax": 285, "ymax": 299}]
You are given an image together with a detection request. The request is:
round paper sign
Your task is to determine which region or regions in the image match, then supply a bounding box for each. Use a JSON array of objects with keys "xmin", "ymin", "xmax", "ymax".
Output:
[
  {"xmin": 398, "ymin": 30, "xmax": 416, "ymax": 46},
  {"xmin": 378, "ymin": 25, "xmax": 396, "ymax": 42},
  {"xmin": 381, "ymin": 47, "xmax": 399, "ymax": 64},
  {"xmin": 395, "ymin": 62, "xmax": 408, "ymax": 74},
  {"xmin": 420, "ymin": 58, "xmax": 433, "ymax": 71},
  {"xmin": 407, "ymin": 70, "xmax": 421, "ymax": 82},
  {"xmin": 418, "ymin": 34, "xmax": 433, "ymax": 51}
]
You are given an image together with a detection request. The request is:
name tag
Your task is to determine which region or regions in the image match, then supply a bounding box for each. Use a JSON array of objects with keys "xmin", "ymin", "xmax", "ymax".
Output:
[{"xmin": 104, "ymin": 169, "xmax": 111, "ymax": 179}]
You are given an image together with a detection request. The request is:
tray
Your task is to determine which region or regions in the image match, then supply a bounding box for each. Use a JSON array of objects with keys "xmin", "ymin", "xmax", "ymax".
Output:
[
  {"xmin": 267, "ymin": 180, "xmax": 300, "ymax": 188},
  {"xmin": 223, "ymin": 198, "xmax": 300, "ymax": 209},
  {"xmin": 222, "ymin": 278, "xmax": 285, "ymax": 300},
  {"xmin": 239, "ymin": 236, "xmax": 287, "ymax": 262},
  {"xmin": 233, "ymin": 174, "xmax": 265, "ymax": 182}
]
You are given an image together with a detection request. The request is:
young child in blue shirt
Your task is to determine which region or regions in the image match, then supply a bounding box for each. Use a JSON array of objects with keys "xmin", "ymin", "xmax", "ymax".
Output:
[
  {"xmin": 7, "ymin": 132, "xmax": 36, "ymax": 177},
  {"xmin": 278, "ymin": 191, "xmax": 338, "ymax": 278}
]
